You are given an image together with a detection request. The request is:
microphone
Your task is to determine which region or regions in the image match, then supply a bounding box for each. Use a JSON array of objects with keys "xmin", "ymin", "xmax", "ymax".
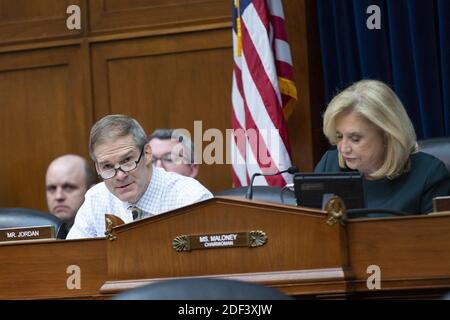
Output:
[{"xmin": 245, "ymin": 166, "xmax": 299, "ymax": 200}]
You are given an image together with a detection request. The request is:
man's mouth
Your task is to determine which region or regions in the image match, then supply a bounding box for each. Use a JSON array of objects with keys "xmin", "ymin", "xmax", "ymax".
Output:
[
  {"xmin": 116, "ymin": 182, "xmax": 133, "ymax": 190},
  {"xmin": 54, "ymin": 205, "xmax": 70, "ymax": 212}
]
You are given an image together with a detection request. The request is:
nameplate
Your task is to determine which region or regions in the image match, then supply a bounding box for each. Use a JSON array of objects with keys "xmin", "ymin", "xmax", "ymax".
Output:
[
  {"xmin": 0, "ymin": 225, "xmax": 55, "ymax": 242},
  {"xmin": 172, "ymin": 231, "xmax": 267, "ymax": 252}
]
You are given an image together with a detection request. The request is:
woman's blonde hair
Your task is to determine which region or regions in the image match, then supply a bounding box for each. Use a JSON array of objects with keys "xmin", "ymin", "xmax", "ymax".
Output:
[{"xmin": 323, "ymin": 80, "xmax": 418, "ymax": 179}]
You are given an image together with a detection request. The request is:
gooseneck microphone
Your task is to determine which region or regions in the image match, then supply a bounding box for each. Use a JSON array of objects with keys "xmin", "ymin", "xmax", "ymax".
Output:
[{"xmin": 245, "ymin": 166, "xmax": 299, "ymax": 200}]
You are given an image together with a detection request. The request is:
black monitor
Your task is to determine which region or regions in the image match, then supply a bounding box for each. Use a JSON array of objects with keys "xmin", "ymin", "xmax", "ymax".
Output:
[{"xmin": 293, "ymin": 172, "xmax": 366, "ymax": 210}]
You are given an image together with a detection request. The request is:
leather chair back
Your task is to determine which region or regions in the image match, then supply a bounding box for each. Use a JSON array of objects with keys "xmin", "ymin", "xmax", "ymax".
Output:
[
  {"xmin": 215, "ymin": 186, "xmax": 296, "ymax": 205},
  {"xmin": 418, "ymin": 137, "xmax": 450, "ymax": 173},
  {"xmin": 0, "ymin": 208, "xmax": 68, "ymax": 239},
  {"xmin": 113, "ymin": 278, "xmax": 292, "ymax": 300}
]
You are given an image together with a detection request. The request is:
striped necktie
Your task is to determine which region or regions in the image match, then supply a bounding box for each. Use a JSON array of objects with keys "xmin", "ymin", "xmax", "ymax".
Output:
[{"xmin": 128, "ymin": 206, "xmax": 142, "ymax": 221}]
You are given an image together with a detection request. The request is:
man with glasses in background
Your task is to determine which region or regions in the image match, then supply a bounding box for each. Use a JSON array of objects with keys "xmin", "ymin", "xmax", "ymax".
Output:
[
  {"xmin": 66, "ymin": 115, "xmax": 212, "ymax": 239},
  {"xmin": 148, "ymin": 129, "xmax": 199, "ymax": 178}
]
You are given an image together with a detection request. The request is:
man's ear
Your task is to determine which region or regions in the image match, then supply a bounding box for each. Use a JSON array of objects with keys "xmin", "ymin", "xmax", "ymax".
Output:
[{"xmin": 144, "ymin": 142, "xmax": 153, "ymax": 165}]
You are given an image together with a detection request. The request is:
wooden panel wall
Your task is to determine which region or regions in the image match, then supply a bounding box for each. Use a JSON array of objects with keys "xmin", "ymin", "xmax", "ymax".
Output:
[
  {"xmin": 89, "ymin": 0, "xmax": 229, "ymax": 34},
  {"xmin": 0, "ymin": 0, "xmax": 324, "ymax": 211},
  {"xmin": 0, "ymin": 46, "xmax": 91, "ymax": 209},
  {"xmin": 0, "ymin": 0, "xmax": 83, "ymax": 45}
]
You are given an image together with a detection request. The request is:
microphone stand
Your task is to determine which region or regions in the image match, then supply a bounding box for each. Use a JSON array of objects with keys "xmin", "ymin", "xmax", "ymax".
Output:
[{"xmin": 245, "ymin": 166, "xmax": 299, "ymax": 200}]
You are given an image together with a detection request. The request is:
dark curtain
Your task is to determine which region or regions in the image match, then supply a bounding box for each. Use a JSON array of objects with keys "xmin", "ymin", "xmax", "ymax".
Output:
[{"xmin": 316, "ymin": 0, "xmax": 450, "ymax": 139}]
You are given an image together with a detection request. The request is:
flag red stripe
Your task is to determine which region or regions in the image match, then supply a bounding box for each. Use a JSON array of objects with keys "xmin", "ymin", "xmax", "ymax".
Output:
[
  {"xmin": 276, "ymin": 60, "xmax": 295, "ymax": 81},
  {"xmin": 252, "ymin": 0, "xmax": 270, "ymax": 31},
  {"xmin": 269, "ymin": 14, "xmax": 288, "ymax": 42}
]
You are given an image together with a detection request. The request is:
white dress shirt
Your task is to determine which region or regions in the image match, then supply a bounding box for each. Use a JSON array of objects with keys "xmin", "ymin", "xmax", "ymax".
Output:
[{"xmin": 66, "ymin": 167, "xmax": 213, "ymax": 239}]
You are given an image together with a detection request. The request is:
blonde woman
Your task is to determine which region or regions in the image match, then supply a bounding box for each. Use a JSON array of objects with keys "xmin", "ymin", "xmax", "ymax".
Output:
[{"xmin": 315, "ymin": 80, "xmax": 450, "ymax": 214}]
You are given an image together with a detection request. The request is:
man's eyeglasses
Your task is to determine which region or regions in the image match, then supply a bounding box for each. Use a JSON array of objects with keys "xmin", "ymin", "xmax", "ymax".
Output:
[
  {"xmin": 151, "ymin": 153, "xmax": 188, "ymax": 166},
  {"xmin": 97, "ymin": 145, "xmax": 145, "ymax": 180},
  {"xmin": 151, "ymin": 153, "xmax": 176, "ymax": 165}
]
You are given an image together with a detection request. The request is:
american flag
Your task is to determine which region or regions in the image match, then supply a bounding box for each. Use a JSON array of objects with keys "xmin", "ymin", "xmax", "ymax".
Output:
[{"xmin": 231, "ymin": 0, "xmax": 297, "ymax": 187}]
